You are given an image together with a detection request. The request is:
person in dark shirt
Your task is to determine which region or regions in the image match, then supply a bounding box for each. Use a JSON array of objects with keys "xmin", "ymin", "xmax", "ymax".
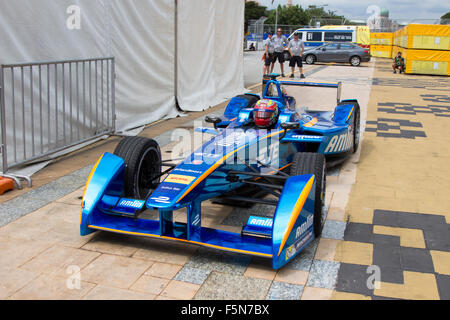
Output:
[{"xmin": 393, "ymin": 52, "xmax": 405, "ymax": 74}]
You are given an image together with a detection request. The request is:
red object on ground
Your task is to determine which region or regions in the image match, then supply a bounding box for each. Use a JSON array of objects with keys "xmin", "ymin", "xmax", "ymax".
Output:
[{"xmin": 0, "ymin": 177, "xmax": 14, "ymax": 195}]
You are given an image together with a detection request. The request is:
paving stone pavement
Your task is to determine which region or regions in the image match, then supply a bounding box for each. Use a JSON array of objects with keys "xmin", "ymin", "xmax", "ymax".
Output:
[
  {"xmin": 2, "ymin": 59, "xmax": 448, "ymax": 300},
  {"xmin": 332, "ymin": 59, "xmax": 450, "ymax": 300}
]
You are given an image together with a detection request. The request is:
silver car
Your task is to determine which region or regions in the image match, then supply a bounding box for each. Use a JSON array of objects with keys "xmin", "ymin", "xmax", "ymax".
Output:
[{"xmin": 303, "ymin": 42, "xmax": 371, "ymax": 67}]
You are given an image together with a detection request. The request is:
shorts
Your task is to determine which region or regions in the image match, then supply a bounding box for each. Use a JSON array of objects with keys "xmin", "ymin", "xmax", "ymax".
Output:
[
  {"xmin": 289, "ymin": 56, "xmax": 303, "ymax": 68},
  {"xmin": 273, "ymin": 52, "xmax": 285, "ymax": 64},
  {"xmin": 265, "ymin": 53, "xmax": 274, "ymax": 66}
]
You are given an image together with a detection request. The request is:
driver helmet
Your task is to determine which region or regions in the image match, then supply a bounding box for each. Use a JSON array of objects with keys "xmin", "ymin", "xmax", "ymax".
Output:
[{"xmin": 254, "ymin": 99, "xmax": 279, "ymax": 129}]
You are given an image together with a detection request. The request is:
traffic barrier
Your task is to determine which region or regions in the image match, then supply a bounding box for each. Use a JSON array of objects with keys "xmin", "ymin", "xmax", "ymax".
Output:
[{"xmin": 0, "ymin": 57, "xmax": 116, "ymax": 189}]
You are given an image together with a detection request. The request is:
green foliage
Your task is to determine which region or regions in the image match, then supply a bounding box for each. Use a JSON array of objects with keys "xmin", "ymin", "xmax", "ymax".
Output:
[
  {"xmin": 441, "ymin": 12, "xmax": 450, "ymax": 19},
  {"xmin": 245, "ymin": 1, "xmax": 267, "ymax": 21},
  {"xmin": 264, "ymin": 4, "xmax": 348, "ymax": 26}
]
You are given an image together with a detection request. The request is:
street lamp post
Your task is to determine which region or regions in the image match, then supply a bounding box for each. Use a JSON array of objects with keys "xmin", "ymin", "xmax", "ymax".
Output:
[{"xmin": 273, "ymin": 1, "xmax": 278, "ymax": 31}]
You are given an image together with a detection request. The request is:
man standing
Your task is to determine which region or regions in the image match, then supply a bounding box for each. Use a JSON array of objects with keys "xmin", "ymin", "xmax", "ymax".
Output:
[
  {"xmin": 263, "ymin": 32, "xmax": 275, "ymax": 76},
  {"xmin": 271, "ymin": 28, "xmax": 288, "ymax": 77},
  {"xmin": 393, "ymin": 52, "xmax": 405, "ymax": 74},
  {"xmin": 288, "ymin": 32, "xmax": 305, "ymax": 79}
]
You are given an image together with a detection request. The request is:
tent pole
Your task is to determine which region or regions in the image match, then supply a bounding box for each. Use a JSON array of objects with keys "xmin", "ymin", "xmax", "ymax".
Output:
[{"xmin": 174, "ymin": 0, "xmax": 180, "ymax": 110}]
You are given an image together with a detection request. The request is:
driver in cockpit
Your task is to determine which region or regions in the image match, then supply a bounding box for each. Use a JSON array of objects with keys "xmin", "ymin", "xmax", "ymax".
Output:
[{"xmin": 253, "ymin": 100, "xmax": 280, "ymax": 129}]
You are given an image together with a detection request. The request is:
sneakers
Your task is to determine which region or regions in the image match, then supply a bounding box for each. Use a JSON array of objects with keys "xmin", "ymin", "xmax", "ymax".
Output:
[
  {"xmin": 300, "ymin": 74, "xmax": 306, "ymax": 79},
  {"xmin": 393, "ymin": 70, "xmax": 397, "ymax": 74},
  {"xmin": 289, "ymin": 74, "xmax": 294, "ymax": 78},
  {"xmin": 281, "ymin": 74, "xmax": 285, "ymax": 77}
]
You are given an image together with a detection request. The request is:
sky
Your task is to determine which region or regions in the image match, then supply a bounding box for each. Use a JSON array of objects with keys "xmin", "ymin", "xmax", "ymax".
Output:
[{"xmin": 257, "ymin": 0, "xmax": 450, "ymax": 21}]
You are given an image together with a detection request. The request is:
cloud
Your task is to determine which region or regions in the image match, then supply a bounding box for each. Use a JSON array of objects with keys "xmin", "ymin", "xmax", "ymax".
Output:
[{"xmin": 258, "ymin": 0, "xmax": 450, "ymax": 20}]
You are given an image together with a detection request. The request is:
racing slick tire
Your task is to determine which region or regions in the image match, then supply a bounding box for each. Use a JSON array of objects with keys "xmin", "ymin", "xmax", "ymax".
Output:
[
  {"xmin": 350, "ymin": 55, "xmax": 361, "ymax": 67},
  {"xmin": 290, "ymin": 153, "xmax": 326, "ymax": 237},
  {"xmin": 339, "ymin": 101, "xmax": 361, "ymax": 153},
  {"xmin": 114, "ymin": 137, "xmax": 162, "ymax": 200},
  {"xmin": 352, "ymin": 104, "xmax": 361, "ymax": 153},
  {"xmin": 305, "ymin": 54, "xmax": 316, "ymax": 65}
]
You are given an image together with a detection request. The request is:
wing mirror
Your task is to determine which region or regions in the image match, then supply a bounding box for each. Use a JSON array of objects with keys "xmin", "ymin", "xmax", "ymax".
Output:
[
  {"xmin": 322, "ymin": 48, "xmax": 326, "ymax": 51},
  {"xmin": 280, "ymin": 122, "xmax": 300, "ymax": 140},
  {"xmin": 205, "ymin": 116, "xmax": 222, "ymax": 129},
  {"xmin": 281, "ymin": 122, "xmax": 300, "ymax": 130}
]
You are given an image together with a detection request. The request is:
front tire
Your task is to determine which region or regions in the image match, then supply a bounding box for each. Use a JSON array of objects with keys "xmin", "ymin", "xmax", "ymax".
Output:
[
  {"xmin": 114, "ymin": 137, "xmax": 162, "ymax": 200},
  {"xmin": 290, "ymin": 153, "xmax": 326, "ymax": 237},
  {"xmin": 350, "ymin": 56, "xmax": 361, "ymax": 67},
  {"xmin": 305, "ymin": 54, "xmax": 316, "ymax": 65}
]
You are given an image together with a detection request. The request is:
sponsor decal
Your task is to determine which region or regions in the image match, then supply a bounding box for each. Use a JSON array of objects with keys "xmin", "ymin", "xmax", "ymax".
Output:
[
  {"xmin": 247, "ymin": 216, "xmax": 273, "ymax": 228},
  {"xmin": 324, "ymin": 130, "xmax": 353, "ymax": 153},
  {"xmin": 173, "ymin": 168, "xmax": 203, "ymax": 175},
  {"xmin": 161, "ymin": 186, "xmax": 181, "ymax": 192},
  {"xmin": 192, "ymin": 160, "xmax": 203, "ymax": 165},
  {"xmin": 164, "ymin": 174, "xmax": 196, "ymax": 185},
  {"xmin": 291, "ymin": 135, "xmax": 322, "ymax": 141},
  {"xmin": 286, "ymin": 231, "xmax": 313, "ymax": 260},
  {"xmin": 149, "ymin": 196, "xmax": 171, "ymax": 204},
  {"xmin": 118, "ymin": 199, "xmax": 145, "ymax": 209},
  {"xmin": 295, "ymin": 215, "xmax": 314, "ymax": 239}
]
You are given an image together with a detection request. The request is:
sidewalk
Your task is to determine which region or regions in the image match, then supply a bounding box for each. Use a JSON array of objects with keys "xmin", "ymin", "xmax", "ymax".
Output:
[{"xmin": 331, "ymin": 59, "xmax": 450, "ymax": 300}]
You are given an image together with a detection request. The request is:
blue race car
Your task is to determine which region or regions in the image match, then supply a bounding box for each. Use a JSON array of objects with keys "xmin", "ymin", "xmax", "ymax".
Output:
[{"xmin": 80, "ymin": 74, "xmax": 360, "ymax": 269}]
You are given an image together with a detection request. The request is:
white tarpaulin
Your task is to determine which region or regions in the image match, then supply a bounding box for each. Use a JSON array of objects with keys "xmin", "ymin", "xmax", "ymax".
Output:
[
  {"xmin": 0, "ymin": 0, "xmax": 177, "ymax": 133},
  {"xmin": 177, "ymin": 0, "xmax": 245, "ymax": 111},
  {"xmin": 0, "ymin": 0, "xmax": 244, "ymax": 173}
]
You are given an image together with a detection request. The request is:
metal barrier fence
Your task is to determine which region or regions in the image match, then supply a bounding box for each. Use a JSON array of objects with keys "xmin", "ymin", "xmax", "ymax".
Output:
[{"xmin": 0, "ymin": 57, "xmax": 115, "ymax": 188}]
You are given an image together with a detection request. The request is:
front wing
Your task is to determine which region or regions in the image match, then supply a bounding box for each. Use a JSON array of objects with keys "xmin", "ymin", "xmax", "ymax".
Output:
[{"xmin": 80, "ymin": 153, "xmax": 317, "ymax": 269}]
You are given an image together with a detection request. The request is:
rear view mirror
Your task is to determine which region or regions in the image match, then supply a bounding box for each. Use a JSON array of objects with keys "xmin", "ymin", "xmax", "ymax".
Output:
[
  {"xmin": 205, "ymin": 116, "xmax": 222, "ymax": 129},
  {"xmin": 281, "ymin": 122, "xmax": 300, "ymax": 130}
]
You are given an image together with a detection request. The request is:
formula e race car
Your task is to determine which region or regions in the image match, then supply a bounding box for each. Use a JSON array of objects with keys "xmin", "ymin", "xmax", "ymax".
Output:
[{"xmin": 80, "ymin": 74, "xmax": 360, "ymax": 269}]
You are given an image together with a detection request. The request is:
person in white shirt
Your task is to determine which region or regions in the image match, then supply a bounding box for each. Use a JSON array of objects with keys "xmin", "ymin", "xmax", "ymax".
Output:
[
  {"xmin": 270, "ymin": 28, "xmax": 288, "ymax": 77},
  {"xmin": 288, "ymin": 32, "xmax": 305, "ymax": 79},
  {"xmin": 263, "ymin": 32, "xmax": 275, "ymax": 76}
]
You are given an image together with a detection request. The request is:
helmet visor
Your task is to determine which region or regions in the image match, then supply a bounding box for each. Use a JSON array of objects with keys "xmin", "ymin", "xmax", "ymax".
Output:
[{"xmin": 255, "ymin": 110, "xmax": 274, "ymax": 120}]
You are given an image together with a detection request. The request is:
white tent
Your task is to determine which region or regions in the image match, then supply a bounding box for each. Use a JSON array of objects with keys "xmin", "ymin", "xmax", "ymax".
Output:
[
  {"xmin": 0, "ymin": 0, "xmax": 245, "ymax": 129},
  {"xmin": 0, "ymin": 0, "xmax": 245, "ymax": 172}
]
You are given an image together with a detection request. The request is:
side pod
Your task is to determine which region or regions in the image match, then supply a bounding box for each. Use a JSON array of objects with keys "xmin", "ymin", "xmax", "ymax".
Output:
[
  {"xmin": 80, "ymin": 153, "xmax": 126, "ymax": 236},
  {"xmin": 272, "ymin": 174, "xmax": 316, "ymax": 269}
]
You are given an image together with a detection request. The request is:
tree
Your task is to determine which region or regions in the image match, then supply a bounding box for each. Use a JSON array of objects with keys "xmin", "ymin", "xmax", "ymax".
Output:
[
  {"xmin": 245, "ymin": 1, "xmax": 267, "ymax": 22},
  {"xmin": 245, "ymin": 1, "xmax": 268, "ymax": 33},
  {"xmin": 265, "ymin": 5, "xmax": 309, "ymax": 26},
  {"xmin": 441, "ymin": 12, "xmax": 450, "ymax": 19},
  {"xmin": 265, "ymin": 4, "xmax": 350, "ymax": 27}
]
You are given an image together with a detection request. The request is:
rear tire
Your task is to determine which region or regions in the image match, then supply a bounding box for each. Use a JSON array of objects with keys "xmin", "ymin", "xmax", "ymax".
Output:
[
  {"xmin": 290, "ymin": 153, "xmax": 326, "ymax": 237},
  {"xmin": 338, "ymin": 101, "xmax": 361, "ymax": 153},
  {"xmin": 352, "ymin": 104, "xmax": 361, "ymax": 153},
  {"xmin": 114, "ymin": 137, "xmax": 162, "ymax": 200}
]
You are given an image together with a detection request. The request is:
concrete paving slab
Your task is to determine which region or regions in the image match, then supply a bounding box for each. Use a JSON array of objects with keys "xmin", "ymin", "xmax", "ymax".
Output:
[{"xmin": 195, "ymin": 272, "xmax": 271, "ymax": 300}]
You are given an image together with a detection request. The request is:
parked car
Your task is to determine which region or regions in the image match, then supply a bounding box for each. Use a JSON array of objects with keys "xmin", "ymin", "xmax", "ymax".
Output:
[{"xmin": 303, "ymin": 42, "xmax": 371, "ymax": 66}]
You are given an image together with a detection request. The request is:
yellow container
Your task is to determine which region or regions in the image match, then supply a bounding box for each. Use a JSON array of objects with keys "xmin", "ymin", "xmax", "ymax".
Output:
[
  {"xmin": 370, "ymin": 32, "xmax": 394, "ymax": 46},
  {"xmin": 370, "ymin": 45, "xmax": 393, "ymax": 58},
  {"xmin": 401, "ymin": 24, "xmax": 450, "ymax": 50},
  {"xmin": 401, "ymin": 48, "xmax": 450, "ymax": 75}
]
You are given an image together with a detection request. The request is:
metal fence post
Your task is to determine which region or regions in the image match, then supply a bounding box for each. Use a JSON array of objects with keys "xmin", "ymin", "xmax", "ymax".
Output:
[
  {"xmin": 0, "ymin": 66, "xmax": 8, "ymax": 173},
  {"xmin": 111, "ymin": 57, "xmax": 116, "ymax": 132}
]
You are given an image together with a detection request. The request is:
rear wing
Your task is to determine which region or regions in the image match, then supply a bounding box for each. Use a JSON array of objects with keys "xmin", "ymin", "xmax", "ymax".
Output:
[{"xmin": 262, "ymin": 74, "xmax": 342, "ymax": 104}]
